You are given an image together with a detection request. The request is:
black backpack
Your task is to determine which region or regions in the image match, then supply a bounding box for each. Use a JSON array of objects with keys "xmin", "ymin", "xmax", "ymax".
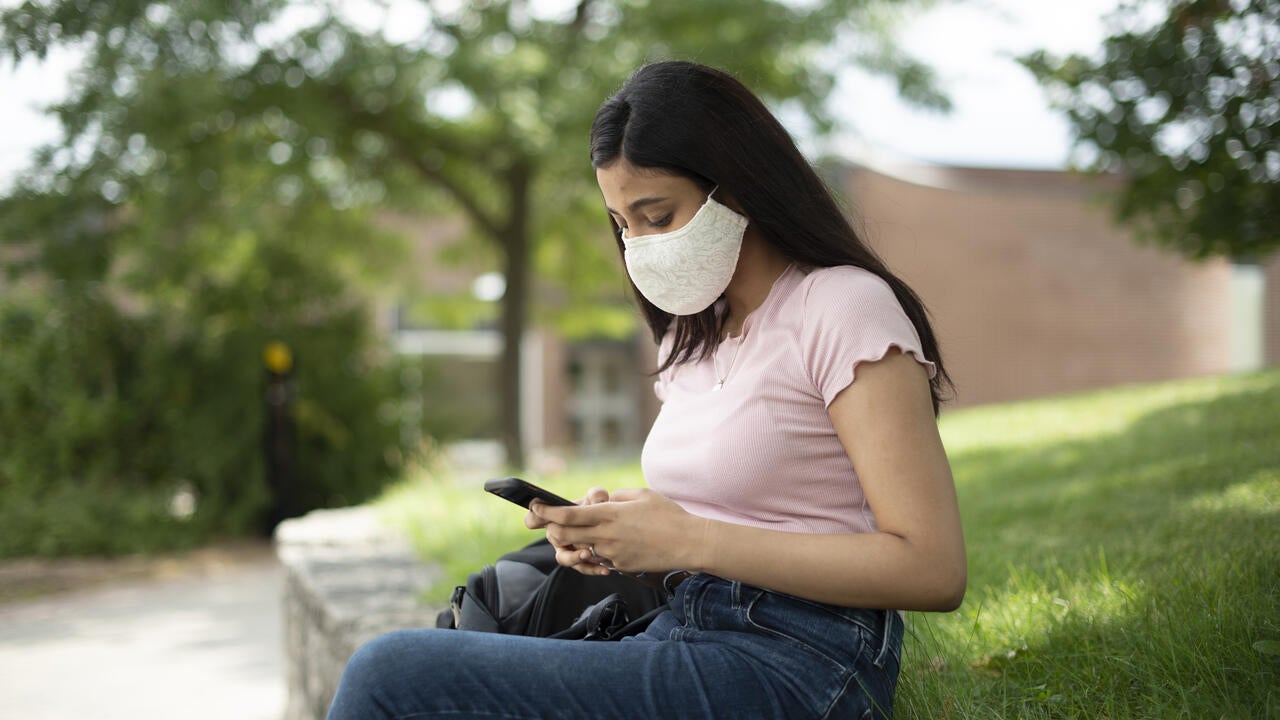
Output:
[{"xmin": 436, "ymin": 539, "xmax": 667, "ymax": 640}]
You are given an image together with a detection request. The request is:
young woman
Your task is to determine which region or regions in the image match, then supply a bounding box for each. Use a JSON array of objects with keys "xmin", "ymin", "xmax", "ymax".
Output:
[{"xmin": 327, "ymin": 60, "xmax": 965, "ymax": 720}]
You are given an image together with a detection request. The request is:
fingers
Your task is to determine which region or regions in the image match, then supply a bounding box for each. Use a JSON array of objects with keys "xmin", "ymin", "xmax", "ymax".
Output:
[
  {"xmin": 526, "ymin": 486, "xmax": 644, "ymax": 576},
  {"xmin": 524, "ymin": 498, "xmax": 567, "ymax": 529},
  {"xmin": 545, "ymin": 522, "xmax": 612, "ymax": 570},
  {"xmin": 553, "ymin": 545, "xmax": 587, "ymax": 565},
  {"xmin": 524, "ymin": 502, "xmax": 548, "ymax": 529},
  {"xmin": 530, "ymin": 487, "xmax": 616, "ymax": 526},
  {"xmin": 553, "ymin": 544, "xmax": 612, "ymax": 576},
  {"xmin": 607, "ymin": 487, "xmax": 647, "ymax": 502},
  {"xmin": 545, "ymin": 523, "xmax": 597, "ymax": 553},
  {"xmin": 533, "ymin": 500, "xmax": 611, "ymax": 527},
  {"xmin": 527, "ymin": 499, "xmax": 576, "ymax": 527},
  {"xmin": 549, "ymin": 534, "xmax": 618, "ymax": 576},
  {"xmin": 581, "ymin": 486, "xmax": 610, "ymax": 505}
]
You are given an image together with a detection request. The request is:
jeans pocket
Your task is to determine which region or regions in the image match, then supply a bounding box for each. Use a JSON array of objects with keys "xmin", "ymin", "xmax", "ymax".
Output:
[
  {"xmin": 868, "ymin": 609, "xmax": 902, "ymax": 670},
  {"xmin": 742, "ymin": 589, "xmax": 863, "ymax": 675},
  {"xmin": 800, "ymin": 600, "xmax": 900, "ymax": 671}
]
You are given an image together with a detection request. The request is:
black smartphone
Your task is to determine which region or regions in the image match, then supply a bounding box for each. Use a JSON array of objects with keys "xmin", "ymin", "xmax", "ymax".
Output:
[{"xmin": 484, "ymin": 477, "xmax": 575, "ymax": 509}]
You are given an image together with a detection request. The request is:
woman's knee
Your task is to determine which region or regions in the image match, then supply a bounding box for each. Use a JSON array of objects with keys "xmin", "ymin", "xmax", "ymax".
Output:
[
  {"xmin": 328, "ymin": 629, "xmax": 442, "ymax": 718},
  {"xmin": 344, "ymin": 629, "xmax": 416, "ymax": 678}
]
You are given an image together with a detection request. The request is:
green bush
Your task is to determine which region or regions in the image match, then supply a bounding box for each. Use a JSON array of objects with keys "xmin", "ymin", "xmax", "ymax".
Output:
[{"xmin": 0, "ymin": 279, "xmax": 415, "ymax": 558}]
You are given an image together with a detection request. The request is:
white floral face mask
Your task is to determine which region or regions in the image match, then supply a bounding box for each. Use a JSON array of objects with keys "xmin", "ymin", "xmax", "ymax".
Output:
[{"xmin": 621, "ymin": 190, "xmax": 748, "ymax": 316}]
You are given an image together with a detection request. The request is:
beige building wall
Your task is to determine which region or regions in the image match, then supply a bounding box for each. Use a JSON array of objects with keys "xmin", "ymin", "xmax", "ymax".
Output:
[
  {"xmin": 1266, "ymin": 256, "xmax": 1280, "ymax": 366},
  {"xmin": 840, "ymin": 163, "xmax": 1241, "ymax": 408}
]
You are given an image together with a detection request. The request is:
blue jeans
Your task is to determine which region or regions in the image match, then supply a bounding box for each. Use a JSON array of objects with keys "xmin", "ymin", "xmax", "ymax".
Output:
[{"xmin": 327, "ymin": 573, "xmax": 903, "ymax": 719}]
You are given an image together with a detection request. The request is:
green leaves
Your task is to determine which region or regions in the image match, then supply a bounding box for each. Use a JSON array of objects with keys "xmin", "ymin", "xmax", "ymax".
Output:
[
  {"xmin": 1, "ymin": 0, "xmax": 948, "ymax": 471},
  {"xmin": 1020, "ymin": 0, "xmax": 1280, "ymax": 261}
]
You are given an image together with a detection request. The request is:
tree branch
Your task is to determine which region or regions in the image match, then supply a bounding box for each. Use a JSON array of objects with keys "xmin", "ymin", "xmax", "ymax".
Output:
[
  {"xmin": 401, "ymin": 147, "xmax": 504, "ymax": 241},
  {"xmin": 570, "ymin": 0, "xmax": 594, "ymax": 34},
  {"xmin": 324, "ymin": 83, "xmax": 505, "ymax": 241}
]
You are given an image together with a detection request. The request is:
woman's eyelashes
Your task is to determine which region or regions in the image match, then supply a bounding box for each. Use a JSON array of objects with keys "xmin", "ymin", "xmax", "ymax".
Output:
[{"xmin": 616, "ymin": 214, "xmax": 673, "ymax": 232}]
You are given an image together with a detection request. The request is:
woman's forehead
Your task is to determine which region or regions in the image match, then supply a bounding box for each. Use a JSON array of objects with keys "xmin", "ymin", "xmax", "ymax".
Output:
[{"xmin": 596, "ymin": 161, "xmax": 696, "ymax": 203}]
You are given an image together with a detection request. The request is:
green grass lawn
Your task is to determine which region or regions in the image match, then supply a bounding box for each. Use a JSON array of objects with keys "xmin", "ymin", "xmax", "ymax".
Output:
[{"xmin": 379, "ymin": 367, "xmax": 1280, "ymax": 718}]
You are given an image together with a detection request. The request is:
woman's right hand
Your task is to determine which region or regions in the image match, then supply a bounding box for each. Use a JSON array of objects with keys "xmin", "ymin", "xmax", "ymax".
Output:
[{"xmin": 525, "ymin": 487, "xmax": 613, "ymax": 573}]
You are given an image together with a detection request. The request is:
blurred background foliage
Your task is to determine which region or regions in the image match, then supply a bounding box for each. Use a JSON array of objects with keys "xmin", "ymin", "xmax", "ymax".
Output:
[
  {"xmin": 1021, "ymin": 0, "xmax": 1278, "ymax": 262},
  {"xmin": 0, "ymin": 0, "xmax": 945, "ymax": 556}
]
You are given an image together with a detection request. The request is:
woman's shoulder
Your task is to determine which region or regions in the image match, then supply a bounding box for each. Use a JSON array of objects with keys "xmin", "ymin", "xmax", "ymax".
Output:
[
  {"xmin": 794, "ymin": 264, "xmax": 897, "ymax": 307},
  {"xmin": 789, "ymin": 263, "xmax": 937, "ymax": 392}
]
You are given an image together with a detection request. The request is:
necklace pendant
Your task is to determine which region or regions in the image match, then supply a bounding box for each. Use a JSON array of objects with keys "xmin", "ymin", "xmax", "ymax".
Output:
[{"xmin": 713, "ymin": 381, "xmax": 723, "ymax": 391}]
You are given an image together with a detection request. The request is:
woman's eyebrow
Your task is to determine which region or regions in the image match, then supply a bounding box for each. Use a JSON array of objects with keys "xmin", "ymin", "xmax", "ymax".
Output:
[{"xmin": 604, "ymin": 196, "xmax": 668, "ymax": 215}]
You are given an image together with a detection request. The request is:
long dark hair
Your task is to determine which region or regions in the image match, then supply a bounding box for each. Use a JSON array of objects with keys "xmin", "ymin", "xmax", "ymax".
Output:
[{"xmin": 590, "ymin": 61, "xmax": 955, "ymax": 415}]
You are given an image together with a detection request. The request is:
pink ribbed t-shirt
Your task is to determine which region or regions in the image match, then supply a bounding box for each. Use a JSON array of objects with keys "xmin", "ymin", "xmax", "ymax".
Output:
[{"xmin": 641, "ymin": 263, "xmax": 938, "ymax": 535}]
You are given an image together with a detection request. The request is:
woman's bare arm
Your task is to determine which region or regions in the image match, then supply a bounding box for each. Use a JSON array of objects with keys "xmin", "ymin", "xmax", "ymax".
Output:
[{"xmin": 531, "ymin": 349, "xmax": 967, "ymax": 611}]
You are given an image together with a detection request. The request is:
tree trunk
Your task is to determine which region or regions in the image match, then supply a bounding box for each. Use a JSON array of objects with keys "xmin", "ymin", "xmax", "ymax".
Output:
[{"xmin": 498, "ymin": 161, "xmax": 532, "ymax": 469}]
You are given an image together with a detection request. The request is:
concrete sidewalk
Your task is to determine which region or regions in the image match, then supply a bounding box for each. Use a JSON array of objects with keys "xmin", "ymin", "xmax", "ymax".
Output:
[{"xmin": 0, "ymin": 551, "xmax": 285, "ymax": 720}]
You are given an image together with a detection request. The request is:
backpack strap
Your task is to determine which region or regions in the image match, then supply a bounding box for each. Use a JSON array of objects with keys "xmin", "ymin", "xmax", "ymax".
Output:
[
  {"xmin": 613, "ymin": 604, "xmax": 668, "ymax": 639},
  {"xmin": 438, "ymin": 539, "xmax": 669, "ymax": 639},
  {"xmin": 548, "ymin": 593, "xmax": 629, "ymax": 640}
]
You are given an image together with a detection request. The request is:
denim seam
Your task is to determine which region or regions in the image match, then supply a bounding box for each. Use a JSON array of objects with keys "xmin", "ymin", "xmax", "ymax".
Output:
[
  {"xmin": 870, "ymin": 610, "xmax": 896, "ymax": 669},
  {"xmin": 818, "ymin": 669, "xmax": 858, "ymax": 720},
  {"xmin": 819, "ymin": 669, "xmax": 893, "ymax": 720},
  {"xmin": 743, "ymin": 592, "xmax": 849, "ymax": 675},
  {"xmin": 757, "ymin": 588, "xmax": 887, "ymax": 637},
  {"xmin": 682, "ymin": 574, "xmax": 697, "ymax": 627}
]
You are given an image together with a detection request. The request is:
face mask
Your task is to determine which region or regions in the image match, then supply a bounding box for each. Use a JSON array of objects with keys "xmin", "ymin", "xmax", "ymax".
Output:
[{"xmin": 621, "ymin": 190, "xmax": 748, "ymax": 316}]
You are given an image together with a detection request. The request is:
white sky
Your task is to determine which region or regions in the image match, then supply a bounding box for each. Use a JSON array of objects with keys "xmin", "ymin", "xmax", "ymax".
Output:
[
  {"xmin": 831, "ymin": 0, "xmax": 1122, "ymax": 168},
  {"xmin": 0, "ymin": 0, "xmax": 1121, "ymax": 190}
]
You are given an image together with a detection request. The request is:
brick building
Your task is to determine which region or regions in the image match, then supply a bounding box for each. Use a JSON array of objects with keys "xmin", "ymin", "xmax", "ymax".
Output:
[
  {"xmin": 388, "ymin": 159, "xmax": 1280, "ymax": 463},
  {"xmin": 834, "ymin": 159, "xmax": 1280, "ymax": 407}
]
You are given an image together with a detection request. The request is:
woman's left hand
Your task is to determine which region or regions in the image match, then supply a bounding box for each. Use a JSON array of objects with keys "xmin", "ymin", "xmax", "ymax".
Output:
[{"xmin": 530, "ymin": 488, "xmax": 706, "ymax": 576}]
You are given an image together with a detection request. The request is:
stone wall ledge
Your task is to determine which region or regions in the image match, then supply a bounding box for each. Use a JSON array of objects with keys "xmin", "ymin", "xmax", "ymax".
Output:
[{"xmin": 275, "ymin": 506, "xmax": 442, "ymax": 720}]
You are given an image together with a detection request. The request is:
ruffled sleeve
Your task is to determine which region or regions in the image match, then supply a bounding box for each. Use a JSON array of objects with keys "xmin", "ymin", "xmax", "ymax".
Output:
[{"xmin": 799, "ymin": 267, "xmax": 937, "ymax": 407}]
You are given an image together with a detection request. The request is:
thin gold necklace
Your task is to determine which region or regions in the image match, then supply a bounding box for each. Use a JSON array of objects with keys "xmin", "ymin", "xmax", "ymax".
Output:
[{"xmin": 712, "ymin": 335, "xmax": 741, "ymax": 391}]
